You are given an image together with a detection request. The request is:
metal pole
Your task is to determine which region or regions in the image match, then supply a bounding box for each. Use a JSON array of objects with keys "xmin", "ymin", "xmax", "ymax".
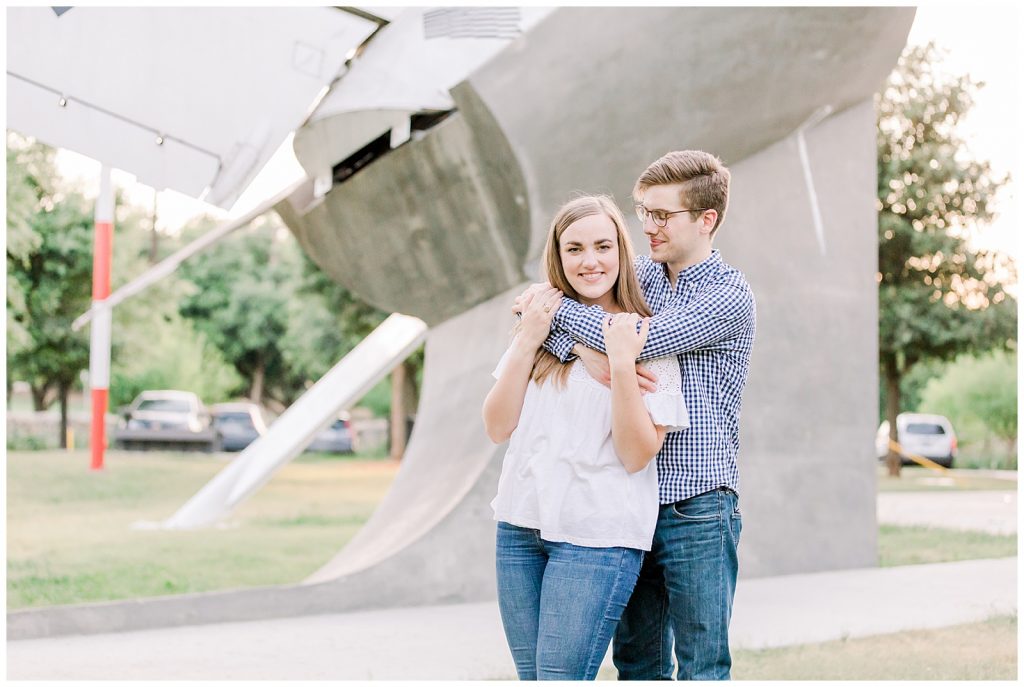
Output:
[{"xmin": 89, "ymin": 165, "xmax": 114, "ymax": 470}]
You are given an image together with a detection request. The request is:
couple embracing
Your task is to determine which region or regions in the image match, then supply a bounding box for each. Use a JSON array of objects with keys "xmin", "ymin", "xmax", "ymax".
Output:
[{"xmin": 482, "ymin": 150, "xmax": 756, "ymax": 680}]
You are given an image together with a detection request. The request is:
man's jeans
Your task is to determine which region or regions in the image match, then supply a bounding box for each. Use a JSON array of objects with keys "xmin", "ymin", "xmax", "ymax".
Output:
[
  {"xmin": 495, "ymin": 521, "xmax": 643, "ymax": 680},
  {"xmin": 612, "ymin": 487, "xmax": 742, "ymax": 680}
]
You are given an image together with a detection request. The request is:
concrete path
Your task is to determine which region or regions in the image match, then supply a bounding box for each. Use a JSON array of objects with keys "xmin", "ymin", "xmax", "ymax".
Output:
[
  {"xmin": 877, "ymin": 490, "xmax": 1017, "ymax": 535},
  {"xmin": 7, "ymin": 557, "xmax": 1015, "ymax": 680}
]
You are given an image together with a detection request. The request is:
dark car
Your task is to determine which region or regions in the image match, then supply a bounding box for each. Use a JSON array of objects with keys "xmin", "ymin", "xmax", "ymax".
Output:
[
  {"xmin": 306, "ymin": 412, "xmax": 355, "ymax": 454},
  {"xmin": 211, "ymin": 402, "xmax": 269, "ymax": 452}
]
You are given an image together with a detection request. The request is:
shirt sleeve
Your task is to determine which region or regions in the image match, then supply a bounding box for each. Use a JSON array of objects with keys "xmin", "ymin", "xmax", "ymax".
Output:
[
  {"xmin": 540, "ymin": 329, "xmax": 578, "ymax": 363},
  {"xmin": 640, "ymin": 356, "xmax": 689, "ymax": 432},
  {"xmin": 549, "ymin": 280, "xmax": 754, "ymax": 361},
  {"xmin": 538, "ymin": 255, "xmax": 650, "ymax": 363},
  {"xmin": 491, "ymin": 345, "xmax": 514, "ymax": 380}
]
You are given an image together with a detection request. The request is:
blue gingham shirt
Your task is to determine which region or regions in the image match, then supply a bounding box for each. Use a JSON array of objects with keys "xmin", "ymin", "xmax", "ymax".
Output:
[{"xmin": 543, "ymin": 250, "xmax": 756, "ymax": 504}]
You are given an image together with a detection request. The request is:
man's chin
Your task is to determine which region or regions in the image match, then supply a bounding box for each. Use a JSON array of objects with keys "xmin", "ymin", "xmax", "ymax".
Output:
[{"xmin": 648, "ymin": 247, "xmax": 669, "ymax": 263}]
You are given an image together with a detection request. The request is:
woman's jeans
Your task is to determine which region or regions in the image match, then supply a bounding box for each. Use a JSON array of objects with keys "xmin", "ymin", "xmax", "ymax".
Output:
[{"xmin": 495, "ymin": 521, "xmax": 643, "ymax": 680}]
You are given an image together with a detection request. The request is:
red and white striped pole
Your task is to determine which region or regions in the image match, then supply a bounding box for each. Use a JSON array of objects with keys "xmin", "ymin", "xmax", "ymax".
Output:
[{"xmin": 89, "ymin": 165, "xmax": 114, "ymax": 470}]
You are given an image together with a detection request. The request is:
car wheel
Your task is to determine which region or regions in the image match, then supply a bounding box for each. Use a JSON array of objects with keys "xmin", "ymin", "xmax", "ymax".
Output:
[{"xmin": 206, "ymin": 434, "xmax": 223, "ymax": 454}]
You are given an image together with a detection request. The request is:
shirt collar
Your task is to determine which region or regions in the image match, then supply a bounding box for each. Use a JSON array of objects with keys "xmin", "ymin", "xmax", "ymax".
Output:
[{"xmin": 669, "ymin": 250, "xmax": 722, "ymax": 285}]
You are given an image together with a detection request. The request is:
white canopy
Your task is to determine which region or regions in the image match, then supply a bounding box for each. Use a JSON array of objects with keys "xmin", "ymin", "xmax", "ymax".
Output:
[{"xmin": 6, "ymin": 6, "xmax": 378, "ymax": 209}]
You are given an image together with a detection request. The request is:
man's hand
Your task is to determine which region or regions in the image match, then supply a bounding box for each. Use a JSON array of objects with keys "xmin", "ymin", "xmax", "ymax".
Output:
[
  {"xmin": 574, "ymin": 344, "xmax": 657, "ymax": 393},
  {"xmin": 513, "ymin": 282, "xmax": 553, "ymax": 317}
]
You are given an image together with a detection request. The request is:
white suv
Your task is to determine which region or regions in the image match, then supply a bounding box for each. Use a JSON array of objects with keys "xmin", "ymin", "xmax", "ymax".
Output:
[{"xmin": 876, "ymin": 413, "xmax": 958, "ymax": 468}]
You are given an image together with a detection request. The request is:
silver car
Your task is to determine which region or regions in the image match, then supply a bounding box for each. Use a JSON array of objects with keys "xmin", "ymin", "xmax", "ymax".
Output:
[
  {"xmin": 114, "ymin": 390, "xmax": 221, "ymax": 452},
  {"xmin": 876, "ymin": 413, "xmax": 958, "ymax": 468}
]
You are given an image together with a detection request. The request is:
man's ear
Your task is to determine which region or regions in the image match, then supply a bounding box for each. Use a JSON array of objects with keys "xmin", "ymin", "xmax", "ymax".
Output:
[{"xmin": 701, "ymin": 209, "xmax": 718, "ymax": 235}]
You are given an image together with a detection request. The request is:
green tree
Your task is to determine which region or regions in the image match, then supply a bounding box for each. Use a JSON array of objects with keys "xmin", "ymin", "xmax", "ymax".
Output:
[
  {"xmin": 6, "ymin": 132, "xmax": 51, "ymax": 355},
  {"xmin": 107, "ymin": 205, "xmax": 244, "ymax": 410},
  {"xmin": 876, "ymin": 43, "xmax": 1017, "ymax": 476},
  {"xmin": 6, "ymin": 135, "xmax": 94, "ymax": 445},
  {"xmin": 281, "ymin": 249, "xmax": 426, "ymax": 435},
  {"xmin": 109, "ymin": 313, "xmax": 243, "ymax": 410},
  {"xmin": 178, "ymin": 215, "xmax": 306, "ymax": 409},
  {"xmin": 918, "ymin": 350, "xmax": 1017, "ymax": 466},
  {"xmin": 280, "ymin": 250, "xmax": 389, "ymax": 383}
]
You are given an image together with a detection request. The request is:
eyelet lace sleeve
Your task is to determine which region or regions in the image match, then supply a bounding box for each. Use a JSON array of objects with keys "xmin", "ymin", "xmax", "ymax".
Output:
[{"xmin": 640, "ymin": 356, "xmax": 689, "ymax": 432}]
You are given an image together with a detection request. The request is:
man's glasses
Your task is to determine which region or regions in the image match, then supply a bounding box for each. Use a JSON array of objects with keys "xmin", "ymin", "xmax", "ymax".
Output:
[{"xmin": 635, "ymin": 204, "xmax": 706, "ymax": 228}]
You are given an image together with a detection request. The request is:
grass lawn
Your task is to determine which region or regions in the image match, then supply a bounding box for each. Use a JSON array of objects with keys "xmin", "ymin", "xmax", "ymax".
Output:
[
  {"xmin": 878, "ymin": 524, "xmax": 1017, "ymax": 567},
  {"xmin": 595, "ymin": 615, "xmax": 1018, "ymax": 680},
  {"xmin": 877, "ymin": 465, "xmax": 1016, "ymax": 492},
  {"xmin": 736, "ymin": 615, "xmax": 1018, "ymax": 680},
  {"xmin": 7, "ymin": 449, "xmax": 399, "ymax": 610},
  {"xmin": 8, "ymin": 450, "xmax": 1016, "ymax": 615}
]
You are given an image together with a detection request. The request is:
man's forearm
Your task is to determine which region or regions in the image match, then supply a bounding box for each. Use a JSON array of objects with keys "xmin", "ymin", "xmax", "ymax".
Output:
[
  {"xmin": 540, "ymin": 327, "xmax": 577, "ymax": 362},
  {"xmin": 551, "ymin": 286, "xmax": 754, "ymax": 360}
]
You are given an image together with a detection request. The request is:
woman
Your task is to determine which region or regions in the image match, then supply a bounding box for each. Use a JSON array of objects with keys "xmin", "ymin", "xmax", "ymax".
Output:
[{"xmin": 481, "ymin": 195, "xmax": 688, "ymax": 680}]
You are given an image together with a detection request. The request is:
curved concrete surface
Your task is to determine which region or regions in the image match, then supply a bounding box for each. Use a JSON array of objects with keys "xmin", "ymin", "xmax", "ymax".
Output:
[
  {"xmin": 285, "ymin": 6, "xmax": 916, "ymax": 322},
  {"xmin": 284, "ymin": 4, "xmax": 917, "ymax": 583},
  {"xmin": 277, "ymin": 84, "xmax": 531, "ymax": 326}
]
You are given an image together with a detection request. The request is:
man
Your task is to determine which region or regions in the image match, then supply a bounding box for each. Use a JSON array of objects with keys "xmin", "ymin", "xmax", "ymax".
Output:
[{"xmin": 518, "ymin": 150, "xmax": 755, "ymax": 679}]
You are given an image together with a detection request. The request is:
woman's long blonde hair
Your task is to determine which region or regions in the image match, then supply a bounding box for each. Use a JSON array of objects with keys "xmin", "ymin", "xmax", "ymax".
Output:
[{"xmin": 522, "ymin": 195, "xmax": 651, "ymax": 388}]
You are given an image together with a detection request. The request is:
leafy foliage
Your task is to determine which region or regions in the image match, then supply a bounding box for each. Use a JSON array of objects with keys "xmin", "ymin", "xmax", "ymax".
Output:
[
  {"xmin": 280, "ymin": 250, "xmax": 389, "ymax": 383},
  {"xmin": 6, "ymin": 134, "xmax": 93, "ymax": 416},
  {"xmin": 918, "ymin": 349, "xmax": 1017, "ymax": 450},
  {"xmin": 6, "ymin": 130, "xmax": 402, "ymax": 444},
  {"xmin": 876, "ymin": 43, "xmax": 1017, "ymax": 473},
  {"xmin": 177, "ymin": 217, "xmax": 294, "ymax": 405},
  {"xmin": 7, "ymin": 132, "xmax": 54, "ymax": 352}
]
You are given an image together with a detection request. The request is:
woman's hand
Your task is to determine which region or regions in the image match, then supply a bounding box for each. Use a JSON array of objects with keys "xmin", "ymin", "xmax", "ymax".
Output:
[
  {"xmin": 574, "ymin": 344, "xmax": 659, "ymax": 393},
  {"xmin": 512, "ymin": 282, "xmax": 553, "ymax": 316},
  {"xmin": 516, "ymin": 287, "xmax": 562, "ymax": 349},
  {"xmin": 602, "ymin": 313, "xmax": 650, "ymax": 366}
]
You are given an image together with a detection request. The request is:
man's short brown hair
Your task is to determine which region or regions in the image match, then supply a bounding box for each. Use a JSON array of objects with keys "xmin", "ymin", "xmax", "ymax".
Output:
[{"xmin": 634, "ymin": 150, "xmax": 731, "ymax": 236}]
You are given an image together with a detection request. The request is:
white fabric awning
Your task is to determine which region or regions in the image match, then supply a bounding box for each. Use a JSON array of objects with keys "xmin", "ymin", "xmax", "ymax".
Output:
[{"xmin": 7, "ymin": 7, "xmax": 379, "ymax": 209}]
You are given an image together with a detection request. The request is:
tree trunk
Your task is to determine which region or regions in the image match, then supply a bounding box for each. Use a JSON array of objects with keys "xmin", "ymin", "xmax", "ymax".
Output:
[
  {"xmin": 249, "ymin": 361, "xmax": 265, "ymax": 404},
  {"xmin": 405, "ymin": 359, "xmax": 420, "ymax": 419},
  {"xmin": 883, "ymin": 358, "xmax": 903, "ymax": 477},
  {"xmin": 58, "ymin": 380, "xmax": 70, "ymax": 449},
  {"xmin": 389, "ymin": 360, "xmax": 419, "ymax": 461},
  {"xmin": 30, "ymin": 383, "xmax": 52, "ymax": 412},
  {"xmin": 149, "ymin": 188, "xmax": 159, "ymax": 264},
  {"xmin": 390, "ymin": 364, "xmax": 407, "ymax": 461}
]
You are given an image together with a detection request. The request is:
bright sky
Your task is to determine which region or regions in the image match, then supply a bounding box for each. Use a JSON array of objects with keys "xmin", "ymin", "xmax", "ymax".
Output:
[{"xmin": 52, "ymin": 5, "xmax": 1020, "ymax": 264}]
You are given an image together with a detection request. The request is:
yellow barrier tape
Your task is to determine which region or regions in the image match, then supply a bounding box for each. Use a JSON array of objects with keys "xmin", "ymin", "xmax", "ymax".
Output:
[{"xmin": 886, "ymin": 438, "xmax": 951, "ymax": 475}]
